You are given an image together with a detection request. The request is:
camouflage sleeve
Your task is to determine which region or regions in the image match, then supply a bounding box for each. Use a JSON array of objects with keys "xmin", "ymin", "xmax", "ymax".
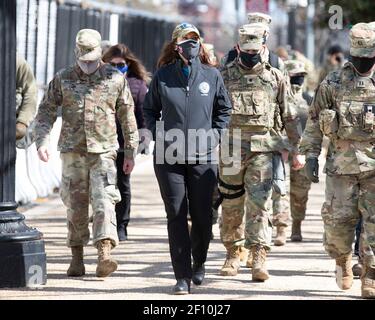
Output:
[
  {"xmin": 116, "ymin": 78, "xmax": 139, "ymax": 160},
  {"xmin": 299, "ymin": 78, "xmax": 334, "ymax": 158},
  {"xmin": 16, "ymin": 57, "xmax": 37, "ymax": 126},
  {"xmin": 275, "ymin": 70, "xmax": 301, "ymax": 154},
  {"xmin": 34, "ymin": 73, "xmax": 62, "ymax": 149}
]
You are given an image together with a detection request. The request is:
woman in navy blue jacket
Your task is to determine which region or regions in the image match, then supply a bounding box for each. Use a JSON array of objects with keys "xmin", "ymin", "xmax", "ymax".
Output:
[{"xmin": 143, "ymin": 23, "xmax": 232, "ymax": 295}]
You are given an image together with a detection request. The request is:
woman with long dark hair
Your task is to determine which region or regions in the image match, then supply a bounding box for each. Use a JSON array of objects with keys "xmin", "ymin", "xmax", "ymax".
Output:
[
  {"xmin": 143, "ymin": 23, "xmax": 232, "ymax": 294},
  {"xmin": 103, "ymin": 44, "xmax": 150, "ymax": 241}
]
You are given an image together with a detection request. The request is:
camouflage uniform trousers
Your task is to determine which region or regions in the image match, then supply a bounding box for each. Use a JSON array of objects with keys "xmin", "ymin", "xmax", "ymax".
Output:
[
  {"xmin": 322, "ymin": 171, "xmax": 375, "ymax": 265},
  {"xmin": 60, "ymin": 151, "xmax": 121, "ymax": 248},
  {"xmin": 271, "ymin": 189, "xmax": 289, "ymax": 227},
  {"xmin": 219, "ymin": 143, "xmax": 273, "ymax": 251},
  {"xmin": 290, "ymin": 166, "xmax": 312, "ymax": 221}
]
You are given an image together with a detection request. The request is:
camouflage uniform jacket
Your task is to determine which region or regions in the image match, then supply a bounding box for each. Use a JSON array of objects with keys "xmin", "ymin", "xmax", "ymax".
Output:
[
  {"xmin": 16, "ymin": 55, "xmax": 37, "ymax": 126},
  {"xmin": 289, "ymin": 84, "xmax": 309, "ymax": 134},
  {"xmin": 300, "ymin": 63, "xmax": 375, "ymax": 175},
  {"xmin": 34, "ymin": 63, "xmax": 139, "ymax": 159},
  {"xmin": 221, "ymin": 60, "xmax": 301, "ymax": 154}
]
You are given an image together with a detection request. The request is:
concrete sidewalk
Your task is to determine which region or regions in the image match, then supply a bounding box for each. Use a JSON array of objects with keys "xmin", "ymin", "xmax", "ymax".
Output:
[{"xmin": 0, "ymin": 155, "xmax": 362, "ymax": 300}]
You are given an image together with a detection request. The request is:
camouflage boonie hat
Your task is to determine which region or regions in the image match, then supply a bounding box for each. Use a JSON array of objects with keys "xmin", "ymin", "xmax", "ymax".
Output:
[
  {"xmin": 247, "ymin": 12, "xmax": 272, "ymax": 26},
  {"xmin": 349, "ymin": 23, "xmax": 375, "ymax": 58},
  {"xmin": 284, "ymin": 60, "xmax": 307, "ymax": 76},
  {"xmin": 75, "ymin": 29, "xmax": 102, "ymax": 61},
  {"xmin": 172, "ymin": 22, "xmax": 200, "ymax": 41},
  {"xmin": 238, "ymin": 23, "xmax": 267, "ymax": 51}
]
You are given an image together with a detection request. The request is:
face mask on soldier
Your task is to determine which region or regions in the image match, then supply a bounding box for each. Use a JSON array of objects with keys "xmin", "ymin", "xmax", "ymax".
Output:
[
  {"xmin": 290, "ymin": 75, "xmax": 305, "ymax": 86},
  {"xmin": 239, "ymin": 51, "xmax": 261, "ymax": 69},
  {"xmin": 77, "ymin": 59, "xmax": 101, "ymax": 75},
  {"xmin": 349, "ymin": 55, "xmax": 375, "ymax": 75}
]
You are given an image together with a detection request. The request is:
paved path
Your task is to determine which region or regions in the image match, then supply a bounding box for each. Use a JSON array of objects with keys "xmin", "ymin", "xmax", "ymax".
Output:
[{"xmin": 0, "ymin": 155, "xmax": 362, "ymax": 300}]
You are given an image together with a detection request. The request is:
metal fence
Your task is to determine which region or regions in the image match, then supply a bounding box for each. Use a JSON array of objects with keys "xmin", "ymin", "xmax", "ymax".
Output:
[
  {"xmin": 118, "ymin": 14, "xmax": 176, "ymax": 72},
  {"xmin": 15, "ymin": 0, "xmax": 178, "ymax": 204},
  {"xmin": 1, "ymin": 0, "xmax": 17, "ymax": 202},
  {"xmin": 17, "ymin": 0, "xmax": 178, "ymax": 84},
  {"xmin": 54, "ymin": 2, "xmax": 111, "ymax": 72}
]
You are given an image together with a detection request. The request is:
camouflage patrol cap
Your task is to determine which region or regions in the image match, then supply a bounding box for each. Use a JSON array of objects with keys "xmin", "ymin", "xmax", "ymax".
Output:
[
  {"xmin": 172, "ymin": 22, "xmax": 200, "ymax": 41},
  {"xmin": 238, "ymin": 23, "xmax": 268, "ymax": 51},
  {"xmin": 247, "ymin": 12, "xmax": 272, "ymax": 26},
  {"xmin": 349, "ymin": 23, "xmax": 375, "ymax": 58},
  {"xmin": 75, "ymin": 29, "xmax": 102, "ymax": 61},
  {"xmin": 284, "ymin": 60, "xmax": 307, "ymax": 76}
]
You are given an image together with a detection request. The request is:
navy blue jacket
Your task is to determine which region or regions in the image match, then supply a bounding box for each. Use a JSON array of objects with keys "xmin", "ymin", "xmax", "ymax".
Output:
[{"xmin": 143, "ymin": 58, "xmax": 232, "ymax": 162}]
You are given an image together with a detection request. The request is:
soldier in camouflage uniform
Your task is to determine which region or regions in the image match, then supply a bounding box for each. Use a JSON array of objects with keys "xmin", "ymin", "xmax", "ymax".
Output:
[
  {"xmin": 16, "ymin": 55, "xmax": 37, "ymax": 143},
  {"xmin": 300, "ymin": 22, "xmax": 375, "ymax": 298},
  {"xmin": 248, "ymin": 12, "xmax": 291, "ymax": 249},
  {"xmin": 219, "ymin": 23, "xmax": 304, "ymax": 281},
  {"xmin": 219, "ymin": 12, "xmax": 290, "ymax": 267},
  {"xmin": 34, "ymin": 29, "xmax": 139, "ymax": 278},
  {"xmin": 283, "ymin": 60, "xmax": 312, "ymax": 242}
]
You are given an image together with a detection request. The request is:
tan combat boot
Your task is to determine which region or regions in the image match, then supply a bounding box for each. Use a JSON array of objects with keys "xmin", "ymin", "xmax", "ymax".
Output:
[
  {"xmin": 67, "ymin": 246, "xmax": 85, "ymax": 277},
  {"xmin": 251, "ymin": 245, "xmax": 269, "ymax": 281},
  {"xmin": 220, "ymin": 246, "xmax": 241, "ymax": 276},
  {"xmin": 335, "ymin": 253, "xmax": 353, "ymax": 290},
  {"xmin": 246, "ymin": 251, "xmax": 253, "ymax": 268},
  {"xmin": 290, "ymin": 220, "xmax": 302, "ymax": 242},
  {"xmin": 361, "ymin": 258, "xmax": 375, "ymax": 299},
  {"xmin": 274, "ymin": 226, "xmax": 286, "ymax": 246},
  {"xmin": 239, "ymin": 246, "xmax": 249, "ymax": 262},
  {"xmin": 96, "ymin": 239, "xmax": 118, "ymax": 277}
]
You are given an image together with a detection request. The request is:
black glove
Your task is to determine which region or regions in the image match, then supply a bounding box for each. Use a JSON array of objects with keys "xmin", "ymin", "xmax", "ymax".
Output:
[{"xmin": 305, "ymin": 157, "xmax": 319, "ymax": 183}]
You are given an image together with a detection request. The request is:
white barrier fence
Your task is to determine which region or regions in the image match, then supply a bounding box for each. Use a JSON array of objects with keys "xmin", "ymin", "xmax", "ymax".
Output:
[{"xmin": 16, "ymin": 117, "xmax": 62, "ymax": 204}]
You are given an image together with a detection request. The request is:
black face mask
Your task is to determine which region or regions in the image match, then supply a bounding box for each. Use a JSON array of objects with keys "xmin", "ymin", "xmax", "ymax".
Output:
[
  {"xmin": 239, "ymin": 51, "xmax": 261, "ymax": 69},
  {"xmin": 176, "ymin": 39, "xmax": 200, "ymax": 62},
  {"xmin": 290, "ymin": 75, "xmax": 305, "ymax": 86},
  {"xmin": 349, "ymin": 55, "xmax": 375, "ymax": 74}
]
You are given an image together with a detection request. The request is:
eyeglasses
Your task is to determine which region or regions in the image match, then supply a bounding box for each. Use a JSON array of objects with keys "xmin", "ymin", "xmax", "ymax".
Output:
[{"xmin": 110, "ymin": 62, "xmax": 126, "ymax": 68}]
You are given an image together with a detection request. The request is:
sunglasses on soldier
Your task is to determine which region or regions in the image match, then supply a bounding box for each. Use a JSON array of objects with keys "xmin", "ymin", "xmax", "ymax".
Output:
[{"xmin": 110, "ymin": 62, "xmax": 127, "ymax": 68}]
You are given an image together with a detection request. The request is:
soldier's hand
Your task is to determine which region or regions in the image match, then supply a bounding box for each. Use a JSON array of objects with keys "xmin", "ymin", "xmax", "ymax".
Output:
[
  {"xmin": 305, "ymin": 157, "xmax": 319, "ymax": 183},
  {"xmin": 37, "ymin": 146, "xmax": 50, "ymax": 162},
  {"xmin": 291, "ymin": 154, "xmax": 305, "ymax": 170},
  {"xmin": 123, "ymin": 158, "xmax": 135, "ymax": 174},
  {"xmin": 15, "ymin": 122, "xmax": 27, "ymax": 140}
]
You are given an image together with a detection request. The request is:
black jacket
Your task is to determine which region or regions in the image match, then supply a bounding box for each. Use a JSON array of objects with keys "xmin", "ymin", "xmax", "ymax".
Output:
[{"xmin": 143, "ymin": 58, "xmax": 232, "ymax": 162}]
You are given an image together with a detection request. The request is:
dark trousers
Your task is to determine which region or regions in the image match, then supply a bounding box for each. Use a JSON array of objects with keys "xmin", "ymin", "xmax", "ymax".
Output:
[
  {"xmin": 154, "ymin": 161, "xmax": 217, "ymax": 280},
  {"xmin": 115, "ymin": 152, "xmax": 131, "ymax": 232},
  {"xmin": 354, "ymin": 218, "xmax": 362, "ymax": 257}
]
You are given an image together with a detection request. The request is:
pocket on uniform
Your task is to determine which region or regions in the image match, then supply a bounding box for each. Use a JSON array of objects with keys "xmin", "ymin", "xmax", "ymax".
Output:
[
  {"xmin": 60, "ymin": 176, "xmax": 71, "ymax": 205},
  {"xmin": 251, "ymin": 91, "xmax": 267, "ymax": 116},
  {"xmin": 319, "ymin": 109, "xmax": 338, "ymax": 136},
  {"xmin": 348, "ymin": 102, "xmax": 363, "ymax": 127},
  {"xmin": 104, "ymin": 169, "xmax": 121, "ymax": 204},
  {"xmin": 106, "ymin": 169, "xmax": 117, "ymax": 186}
]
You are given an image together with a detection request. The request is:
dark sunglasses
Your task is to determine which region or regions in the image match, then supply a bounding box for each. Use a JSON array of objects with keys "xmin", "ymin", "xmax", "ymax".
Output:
[{"xmin": 110, "ymin": 62, "xmax": 126, "ymax": 68}]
